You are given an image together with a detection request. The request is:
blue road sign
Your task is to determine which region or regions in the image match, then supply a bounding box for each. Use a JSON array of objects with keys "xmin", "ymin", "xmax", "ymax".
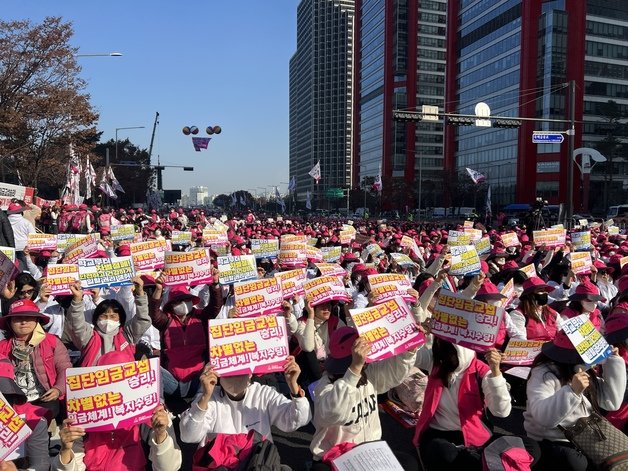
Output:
[{"xmin": 532, "ymin": 132, "xmax": 564, "ymax": 144}]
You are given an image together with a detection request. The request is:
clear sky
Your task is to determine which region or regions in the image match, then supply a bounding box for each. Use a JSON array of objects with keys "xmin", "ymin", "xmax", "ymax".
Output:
[{"xmin": 3, "ymin": 1, "xmax": 300, "ymax": 197}]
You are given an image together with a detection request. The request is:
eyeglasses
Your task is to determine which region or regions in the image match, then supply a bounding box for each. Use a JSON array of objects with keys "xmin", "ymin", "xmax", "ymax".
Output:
[{"xmin": 18, "ymin": 289, "xmax": 36, "ymax": 297}]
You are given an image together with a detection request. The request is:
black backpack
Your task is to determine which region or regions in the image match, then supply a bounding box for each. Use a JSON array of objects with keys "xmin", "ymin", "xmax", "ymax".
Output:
[{"xmin": 245, "ymin": 439, "xmax": 282, "ymax": 471}]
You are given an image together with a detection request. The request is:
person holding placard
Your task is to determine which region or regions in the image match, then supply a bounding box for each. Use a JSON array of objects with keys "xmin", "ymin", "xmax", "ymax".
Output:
[
  {"xmin": 149, "ymin": 273, "xmax": 223, "ymax": 400},
  {"xmin": 604, "ymin": 308, "xmax": 628, "ymax": 433},
  {"xmin": 53, "ymin": 352, "xmax": 182, "ymax": 471},
  {"xmin": 65, "ymin": 278, "xmax": 150, "ymax": 367},
  {"xmin": 560, "ymin": 280, "xmax": 605, "ymax": 332},
  {"xmin": 413, "ymin": 335, "xmax": 536, "ymax": 470},
  {"xmin": 310, "ymin": 327, "xmax": 418, "ymax": 470},
  {"xmin": 0, "ymin": 359, "xmax": 50, "ymax": 471},
  {"xmin": 524, "ymin": 330, "xmax": 625, "ymax": 470},
  {"xmin": 509, "ymin": 277, "xmax": 559, "ymax": 342},
  {"xmin": 591, "ymin": 260, "xmax": 617, "ymax": 313},
  {"xmin": 179, "ymin": 357, "xmax": 311, "ymax": 449},
  {"xmin": 0, "ymin": 299, "xmax": 71, "ymax": 421}
]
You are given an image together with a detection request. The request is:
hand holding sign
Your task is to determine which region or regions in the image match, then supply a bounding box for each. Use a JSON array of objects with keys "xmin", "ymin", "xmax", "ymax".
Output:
[
  {"xmin": 283, "ymin": 356, "xmax": 301, "ymax": 394},
  {"xmin": 484, "ymin": 348, "xmax": 503, "ymax": 377},
  {"xmin": 198, "ymin": 364, "xmax": 219, "ymax": 410},
  {"xmin": 59, "ymin": 419, "xmax": 85, "ymax": 456},
  {"xmin": 350, "ymin": 336, "xmax": 371, "ymax": 376},
  {"xmin": 570, "ymin": 367, "xmax": 590, "ymax": 395}
]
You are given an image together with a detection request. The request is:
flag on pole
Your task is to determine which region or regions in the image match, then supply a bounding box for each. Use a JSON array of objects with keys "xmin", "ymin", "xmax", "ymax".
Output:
[
  {"xmin": 84, "ymin": 156, "xmax": 97, "ymax": 200},
  {"xmin": 240, "ymin": 195, "xmax": 246, "ymax": 206},
  {"xmin": 309, "ymin": 161, "xmax": 321, "ymax": 183},
  {"xmin": 274, "ymin": 186, "xmax": 285, "ymax": 212},
  {"xmin": 230, "ymin": 193, "xmax": 237, "ymax": 207},
  {"xmin": 192, "ymin": 137, "xmax": 211, "ymax": 151},
  {"xmin": 99, "ymin": 169, "xmax": 117, "ymax": 199},
  {"xmin": 306, "ymin": 190, "xmax": 312, "ymax": 210},
  {"xmin": 465, "ymin": 168, "xmax": 486, "ymax": 184},
  {"xmin": 107, "ymin": 166, "xmax": 125, "ymax": 194},
  {"xmin": 288, "ymin": 176, "xmax": 296, "ymax": 192},
  {"xmin": 372, "ymin": 173, "xmax": 382, "ymax": 192},
  {"xmin": 485, "ymin": 185, "xmax": 492, "ymax": 219}
]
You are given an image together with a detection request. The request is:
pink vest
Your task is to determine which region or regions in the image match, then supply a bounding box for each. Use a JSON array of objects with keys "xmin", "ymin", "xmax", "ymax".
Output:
[
  {"xmin": 413, "ymin": 356, "xmax": 492, "ymax": 447},
  {"xmin": 0, "ymin": 335, "xmax": 59, "ymax": 394},
  {"xmin": 525, "ymin": 307, "xmax": 558, "ymax": 341},
  {"xmin": 81, "ymin": 330, "xmax": 135, "ymax": 367},
  {"xmin": 494, "ymin": 320, "xmax": 507, "ymax": 349},
  {"xmin": 162, "ymin": 311, "xmax": 207, "ymax": 381},
  {"xmin": 14, "ymin": 401, "xmax": 51, "ymax": 430},
  {"xmin": 83, "ymin": 426, "xmax": 146, "ymax": 471}
]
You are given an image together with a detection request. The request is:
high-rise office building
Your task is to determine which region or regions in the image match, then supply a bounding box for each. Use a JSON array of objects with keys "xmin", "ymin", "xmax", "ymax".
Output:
[
  {"xmin": 445, "ymin": 0, "xmax": 628, "ymax": 211},
  {"xmin": 289, "ymin": 0, "xmax": 356, "ymax": 206},
  {"xmin": 353, "ymin": 0, "xmax": 447, "ymax": 210},
  {"xmin": 189, "ymin": 186, "xmax": 209, "ymax": 207}
]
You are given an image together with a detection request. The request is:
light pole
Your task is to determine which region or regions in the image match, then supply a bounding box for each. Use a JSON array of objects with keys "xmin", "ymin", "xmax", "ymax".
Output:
[{"xmin": 113, "ymin": 126, "xmax": 145, "ymax": 167}]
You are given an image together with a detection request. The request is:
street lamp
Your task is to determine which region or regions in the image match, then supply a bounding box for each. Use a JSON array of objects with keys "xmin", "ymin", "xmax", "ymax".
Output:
[
  {"xmin": 75, "ymin": 52, "xmax": 123, "ymax": 57},
  {"xmin": 113, "ymin": 126, "xmax": 145, "ymax": 167}
]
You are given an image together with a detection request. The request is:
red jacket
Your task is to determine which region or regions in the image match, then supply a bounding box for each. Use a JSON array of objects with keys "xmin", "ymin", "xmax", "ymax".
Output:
[
  {"xmin": 80, "ymin": 330, "xmax": 136, "ymax": 367},
  {"xmin": 0, "ymin": 334, "xmax": 72, "ymax": 397},
  {"xmin": 83, "ymin": 425, "xmax": 146, "ymax": 471},
  {"xmin": 149, "ymin": 285, "xmax": 223, "ymax": 381},
  {"xmin": 413, "ymin": 356, "xmax": 492, "ymax": 447}
]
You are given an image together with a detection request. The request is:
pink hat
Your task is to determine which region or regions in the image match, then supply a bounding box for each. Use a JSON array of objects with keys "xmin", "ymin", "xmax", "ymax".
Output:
[
  {"xmin": 569, "ymin": 280, "xmax": 605, "ymax": 302},
  {"xmin": 502, "ymin": 260, "xmax": 519, "ymax": 270},
  {"xmin": 116, "ymin": 245, "xmax": 131, "ymax": 257},
  {"xmin": 0, "ymin": 299, "xmax": 50, "ymax": 330},
  {"xmin": 604, "ymin": 302, "xmax": 628, "ymax": 345},
  {"xmin": 418, "ymin": 278, "xmax": 435, "ymax": 297},
  {"xmin": 325, "ymin": 327, "xmax": 359, "ymax": 375},
  {"xmin": 475, "ymin": 280, "xmax": 506, "ymax": 301},
  {"xmin": 6, "ymin": 202, "xmax": 25, "ymax": 214},
  {"xmin": 163, "ymin": 286, "xmax": 200, "ymax": 313},
  {"xmin": 521, "ymin": 277, "xmax": 554, "ymax": 296},
  {"xmin": 480, "ymin": 261, "xmax": 489, "ymax": 274},
  {"xmin": 541, "ymin": 329, "xmax": 582, "ymax": 364}
]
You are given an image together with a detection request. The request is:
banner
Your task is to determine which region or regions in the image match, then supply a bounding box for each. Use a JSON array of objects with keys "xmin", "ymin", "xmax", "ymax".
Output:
[
  {"xmin": 321, "ymin": 246, "xmax": 342, "ymax": 263},
  {"xmin": 63, "ymin": 234, "xmax": 100, "ymax": 264},
  {"xmin": 431, "ymin": 291, "xmax": 504, "ymax": 351},
  {"xmin": 0, "ymin": 246, "xmax": 15, "ymax": 262},
  {"xmin": 0, "ymin": 392, "xmax": 32, "ymax": 461},
  {"xmin": 234, "ymin": 277, "xmax": 283, "ymax": 317},
  {"xmin": 578, "ymin": 219, "xmax": 589, "ymax": 228},
  {"xmin": 390, "ymin": 253, "xmax": 415, "ymax": 268},
  {"xmin": 499, "ymin": 279, "xmax": 515, "ymax": 308},
  {"xmin": 608, "ymin": 226, "xmax": 620, "ymax": 236},
  {"xmin": 78, "ymin": 257, "xmax": 135, "ymax": 289},
  {"xmin": 202, "ymin": 228, "xmax": 228, "ymax": 246},
  {"xmin": 303, "ymin": 275, "xmax": 351, "ymax": 306},
  {"xmin": 0, "ymin": 182, "xmax": 34, "ymax": 210},
  {"xmin": 501, "ymin": 340, "xmax": 544, "ymax": 366},
  {"xmin": 570, "ymin": 252, "xmax": 592, "ymax": 275},
  {"xmin": 339, "ymin": 230, "xmax": 355, "ymax": 246},
  {"xmin": 315, "ymin": 263, "xmax": 346, "ymax": 278},
  {"xmin": 520, "ymin": 263, "xmax": 537, "ymax": 279},
  {"xmin": 350, "ymin": 298, "xmax": 425, "ymax": 363},
  {"xmin": 571, "ymin": 231, "xmax": 591, "ymax": 251},
  {"xmin": 57, "ymin": 234, "xmax": 91, "ymax": 254},
  {"xmin": 209, "ymin": 316, "xmax": 289, "ymax": 376},
  {"xmin": 355, "ymin": 233, "xmax": 371, "ymax": 246},
  {"xmin": 46, "ymin": 264, "xmax": 80, "ymax": 296},
  {"xmin": 111, "ymin": 224, "xmax": 136, "ymax": 242},
  {"xmin": 217, "ymin": 254, "xmax": 257, "ymax": 285},
  {"xmin": 500, "ymin": 232, "xmax": 520, "ymax": 248},
  {"xmin": 26, "ymin": 233, "xmax": 57, "ymax": 251},
  {"xmin": 250, "ymin": 239, "xmax": 279, "ymax": 259},
  {"xmin": 130, "ymin": 239, "xmax": 167, "ymax": 271},
  {"xmin": 210, "ymin": 244, "xmax": 229, "ymax": 256},
  {"xmin": 464, "ymin": 228, "xmax": 483, "ymax": 242},
  {"xmin": 449, "ymin": 245, "xmax": 481, "ymax": 276},
  {"xmin": 562, "ymin": 314, "xmax": 612, "ymax": 365},
  {"xmin": 366, "ymin": 243, "xmax": 385, "ymax": 258},
  {"xmin": 163, "ymin": 249, "xmax": 213, "ymax": 286},
  {"xmin": 275, "ymin": 269, "xmax": 306, "ymax": 299},
  {"xmin": 447, "ymin": 231, "xmax": 471, "ymax": 246},
  {"xmin": 66, "ymin": 358, "xmax": 160, "ymax": 432},
  {"xmin": 367, "ymin": 273, "xmax": 415, "ymax": 305},
  {"xmin": 306, "ymin": 245, "xmax": 324, "ymax": 262},
  {"xmin": 533, "ymin": 228, "xmax": 566, "ymax": 248},
  {"xmin": 278, "ymin": 245, "xmax": 307, "ymax": 268},
  {"xmin": 171, "ymin": 231, "xmax": 192, "ymax": 246},
  {"xmin": 0, "ymin": 251, "xmax": 17, "ymax": 293},
  {"xmin": 473, "ymin": 237, "xmax": 491, "ymax": 256},
  {"xmin": 400, "ymin": 236, "xmax": 420, "ymax": 258},
  {"xmin": 280, "ymin": 234, "xmax": 307, "ymax": 245}
]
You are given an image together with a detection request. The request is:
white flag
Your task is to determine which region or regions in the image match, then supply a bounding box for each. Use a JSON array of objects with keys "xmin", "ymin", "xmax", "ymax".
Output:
[
  {"xmin": 230, "ymin": 193, "xmax": 237, "ymax": 207},
  {"xmin": 465, "ymin": 167, "xmax": 486, "ymax": 184},
  {"xmin": 309, "ymin": 161, "xmax": 321, "ymax": 183},
  {"xmin": 288, "ymin": 176, "xmax": 296, "ymax": 192},
  {"xmin": 306, "ymin": 190, "xmax": 312, "ymax": 210},
  {"xmin": 240, "ymin": 195, "xmax": 246, "ymax": 206},
  {"xmin": 107, "ymin": 166, "xmax": 125, "ymax": 194}
]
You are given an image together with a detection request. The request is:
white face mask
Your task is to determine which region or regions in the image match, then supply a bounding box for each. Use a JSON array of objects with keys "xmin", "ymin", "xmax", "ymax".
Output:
[
  {"xmin": 581, "ymin": 300, "xmax": 597, "ymax": 313},
  {"xmin": 173, "ymin": 301, "xmax": 193, "ymax": 317},
  {"xmin": 220, "ymin": 375, "xmax": 250, "ymax": 397},
  {"xmin": 97, "ymin": 319, "xmax": 120, "ymax": 334}
]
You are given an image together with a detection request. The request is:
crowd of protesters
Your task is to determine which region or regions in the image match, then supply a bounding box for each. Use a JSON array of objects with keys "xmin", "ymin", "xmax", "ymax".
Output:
[{"xmin": 0, "ymin": 197, "xmax": 626, "ymax": 471}]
